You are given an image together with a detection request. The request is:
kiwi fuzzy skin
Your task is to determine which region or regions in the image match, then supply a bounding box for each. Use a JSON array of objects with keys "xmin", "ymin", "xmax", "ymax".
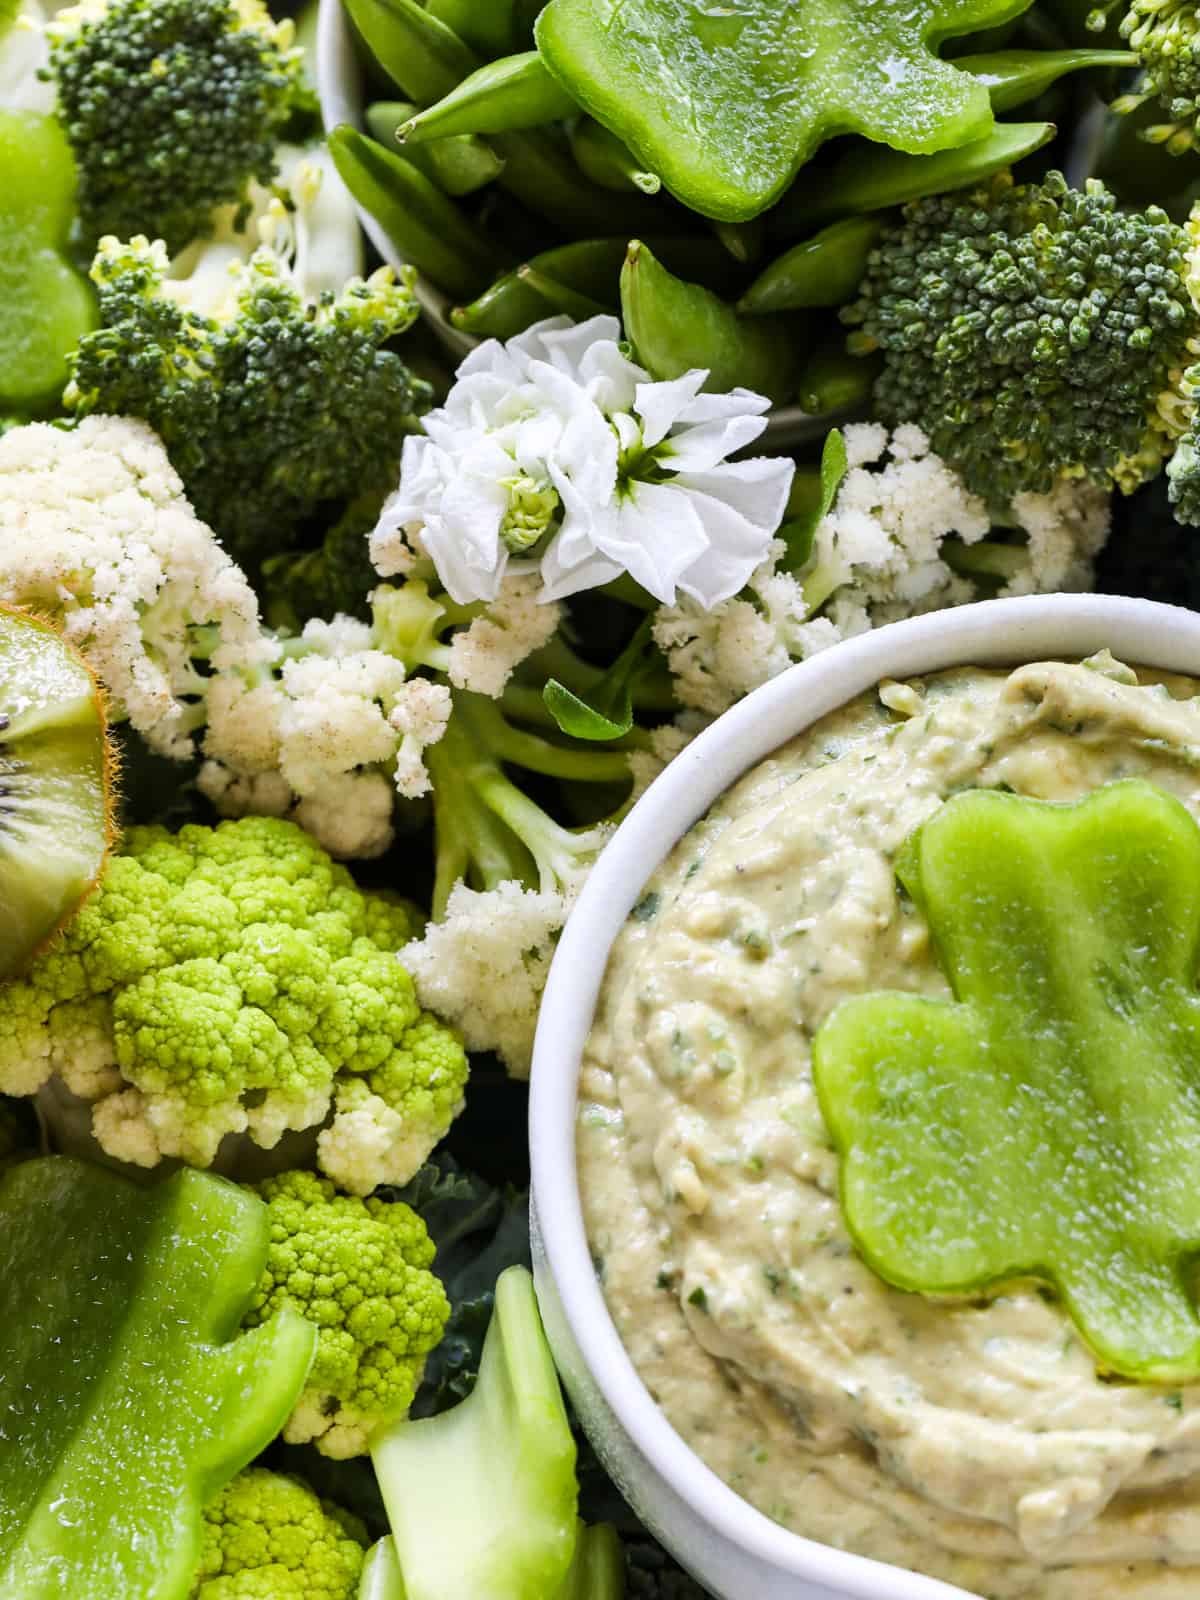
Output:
[{"xmin": 0, "ymin": 604, "xmax": 119, "ymax": 977}]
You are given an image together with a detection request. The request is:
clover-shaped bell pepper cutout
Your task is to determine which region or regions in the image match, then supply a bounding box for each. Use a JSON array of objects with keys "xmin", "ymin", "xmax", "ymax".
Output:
[
  {"xmin": 535, "ymin": 0, "xmax": 1019, "ymax": 222},
  {"xmin": 0, "ymin": 110, "xmax": 98, "ymax": 415},
  {"xmin": 813, "ymin": 780, "xmax": 1200, "ymax": 1381}
]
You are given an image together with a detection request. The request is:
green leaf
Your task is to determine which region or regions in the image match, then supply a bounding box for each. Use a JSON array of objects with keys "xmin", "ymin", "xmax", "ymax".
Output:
[
  {"xmin": 778, "ymin": 428, "xmax": 848, "ymax": 573},
  {"xmin": 0, "ymin": 1158, "xmax": 316, "ymax": 1600},
  {"xmin": 535, "ymin": 0, "xmax": 1030, "ymax": 222},
  {"xmin": 813, "ymin": 781, "xmax": 1200, "ymax": 1381},
  {"xmin": 543, "ymin": 615, "xmax": 657, "ymax": 741}
]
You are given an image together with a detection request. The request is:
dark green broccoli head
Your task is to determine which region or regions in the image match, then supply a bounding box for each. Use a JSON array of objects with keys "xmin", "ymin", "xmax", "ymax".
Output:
[
  {"xmin": 66, "ymin": 232, "xmax": 431, "ymax": 569},
  {"xmin": 842, "ymin": 171, "xmax": 1200, "ymax": 509},
  {"xmin": 261, "ymin": 485, "xmax": 388, "ymax": 631},
  {"xmin": 48, "ymin": 0, "xmax": 310, "ymax": 252}
]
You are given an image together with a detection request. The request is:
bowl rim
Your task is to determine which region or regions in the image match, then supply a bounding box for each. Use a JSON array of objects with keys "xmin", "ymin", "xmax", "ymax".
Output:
[{"xmin": 529, "ymin": 592, "xmax": 1200, "ymax": 1600}]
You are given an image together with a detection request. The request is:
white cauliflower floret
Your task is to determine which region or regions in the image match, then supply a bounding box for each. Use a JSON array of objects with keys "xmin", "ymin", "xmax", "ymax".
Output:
[
  {"xmin": 389, "ymin": 678, "xmax": 452, "ymax": 799},
  {"xmin": 277, "ymin": 645, "xmax": 409, "ymax": 793},
  {"xmin": 0, "ymin": 415, "xmax": 270, "ymax": 755},
  {"xmin": 401, "ymin": 880, "xmax": 572, "ymax": 1079},
  {"xmin": 656, "ymin": 424, "xmax": 1112, "ymax": 714},
  {"xmin": 445, "ymin": 576, "xmax": 561, "ymax": 697}
]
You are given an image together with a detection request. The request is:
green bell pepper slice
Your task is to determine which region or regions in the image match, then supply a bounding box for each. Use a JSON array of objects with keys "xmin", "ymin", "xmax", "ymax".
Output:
[
  {"xmin": 534, "ymin": 0, "xmax": 1033, "ymax": 222},
  {"xmin": 814, "ymin": 780, "xmax": 1200, "ymax": 1382},
  {"xmin": 0, "ymin": 1157, "xmax": 316, "ymax": 1599},
  {"xmin": 0, "ymin": 111, "xmax": 97, "ymax": 414}
]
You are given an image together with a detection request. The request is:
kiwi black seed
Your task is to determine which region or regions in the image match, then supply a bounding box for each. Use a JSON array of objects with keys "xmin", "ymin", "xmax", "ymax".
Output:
[{"xmin": 0, "ymin": 606, "xmax": 114, "ymax": 978}]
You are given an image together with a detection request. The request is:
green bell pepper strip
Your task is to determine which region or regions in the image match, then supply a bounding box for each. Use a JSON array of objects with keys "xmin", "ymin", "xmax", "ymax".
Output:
[
  {"xmin": 426, "ymin": 0, "xmax": 522, "ymax": 58},
  {"xmin": 330, "ymin": 125, "xmax": 501, "ymax": 301},
  {"xmin": 814, "ymin": 780, "xmax": 1200, "ymax": 1382},
  {"xmin": 0, "ymin": 111, "xmax": 97, "ymax": 413},
  {"xmin": 534, "ymin": 0, "xmax": 1030, "ymax": 223},
  {"xmin": 768, "ymin": 119, "xmax": 1055, "ymax": 236},
  {"xmin": 620, "ymin": 239, "xmax": 796, "ymax": 403},
  {"xmin": 739, "ymin": 216, "xmax": 885, "ymax": 314},
  {"xmin": 958, "ymin": 46, "xmax": 1137, "ymax": 110},
  {"xmin": 0, "ymin": 1157, "xmax": 316, "ymax": 1600},
  {"xmin": 399, "ymin": 51, "xmax": 577, "ymax": 142},
  {"xmin": 569, "ymin": 116, "xmax": 661, "ymax": 193},
  {"xmin": 366, "ymin": 100, "xmax": 505, "ymax": 195}
]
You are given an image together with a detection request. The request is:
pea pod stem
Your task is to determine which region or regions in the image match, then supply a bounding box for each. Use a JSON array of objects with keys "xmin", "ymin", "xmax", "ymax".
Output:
[
  {"xmin": 365, "ymin": 100, "xmax": 504, "ymax": 195},
  {"xmin": 399, "ymin": 50, "xmax": 577, "ymax": 142},
  {"xmin": 569, "ymin": 117, "xmax": 661, "ymax": 193},
  {"xmin": 329, "ymin": 124, "xmax": 500, "ymax": 302}
]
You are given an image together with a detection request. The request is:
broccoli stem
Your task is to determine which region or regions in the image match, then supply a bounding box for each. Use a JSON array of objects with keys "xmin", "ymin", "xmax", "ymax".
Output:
[
  {"xmin": 942, "ymin": 538, "xmax": 1028, "ymax": 581},
  {"xmin": 428, "ymin": 693, "xmax": 617, "ymax": 917}
]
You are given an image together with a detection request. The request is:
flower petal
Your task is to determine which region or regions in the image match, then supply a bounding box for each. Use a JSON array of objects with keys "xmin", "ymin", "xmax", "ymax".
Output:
[
  {"xmin": 634, "ymin": 371, "xmax": 708, "ymax": 448},
  {"xmin": 659, "ymin": 413, "xmax": 769, "ymax": 472}
]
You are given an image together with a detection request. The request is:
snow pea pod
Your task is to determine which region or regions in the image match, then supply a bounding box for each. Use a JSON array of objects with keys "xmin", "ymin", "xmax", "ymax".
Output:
[
  {"xmin": 343, "ymin": 0, "xmax": 474, "ymax": 104},
  {"xmin": 329, "ymin": 125, "xmax": 500, "ymax": 302},
  {"xmin": 620, "ymin": 239, "xmax": 796, "ymax": 403},
  {"xmin": 770, "ymin": 120, "xmax": 1055, "ymax": 236},
  {"xmin": 739, "ymin": 216, "xmax": 885, "ymax": 315},
  {"xmin": 366, "ymin": 100, "xmax": 504, "ymax": 195},
  {"xmin": 959, "ymin": 46, "xmax": 1136, "ymax": 110},
  {"xmin": 426, "ymin": 0, "xmax": 521, "ymax": 58},
  {"xmin": 569, "ymin": 116, "xmax": 660, "ymax": 193},
  {"xmin": 516, "ymin": 263, "xmax": 609, "ymax": 319},
  {"xmin": 795, "ymin": 341, "xmax": 879, "ymax": 416},
  {"xmin": 399, "ymin": 51, "xmax": 577, "ymax": 142}
]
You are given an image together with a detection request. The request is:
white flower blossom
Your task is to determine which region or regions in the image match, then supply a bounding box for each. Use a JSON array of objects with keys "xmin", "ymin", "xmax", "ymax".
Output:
[{"xmin": 372, "ymin": 316, "xmax": 794, "ymax": 610}]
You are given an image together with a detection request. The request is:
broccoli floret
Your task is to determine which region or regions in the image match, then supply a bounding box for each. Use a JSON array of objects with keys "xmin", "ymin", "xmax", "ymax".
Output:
[
  {"xmin": 0, "ymin": 816, "xmax": 468, "ymax": 1194},
  {"xmin": 194, "ymin": 1467, "xmax": 367, "ymax": 1599},
  {"xmin": 243, "ymin": 1169, "xmax": 449, "ymax": 1459},
  {"xmin": 64, "ymin": 152, "xmax": 430, "ymax": 569},
  {"xmin": 47, "ymin": 0, "xmax": 310, "ymax": 252},
  {"xmin": 1093, "ymin": 0, "xmax": 1200, "ymax": 156},
  {"xmin": 261, "ymin": 486, "xmax": 387, "ymax": 631},
  {"xmin": 843, "ymin": 171, "xmax": 1200, "ymax": 510}
]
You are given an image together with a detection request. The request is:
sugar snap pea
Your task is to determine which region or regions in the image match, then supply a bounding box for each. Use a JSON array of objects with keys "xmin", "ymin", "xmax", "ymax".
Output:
[
  {"xmin": 365, "ymin": 100, "xmax": 504, "ymax": 195},
  {"xmin": 959, "ymin": 47, "xmax": 1136, "ymax": 112},
  {"xmin": 517, "ymin": 264, "xmax": 609, "ymax": 319},
  {"xmin": 794, "ymin": 341, "xmax": 879, "ymax": 416},
  {"xmin": 492, "ymin": 128, "xmax": 664, "ymax": 237},
  {"xmin": 620, "ymin": 240, "xmax": 796, "ymax": 403},
  {"xmin": 452, "ymin": 238, "xmax": 628, "ymax": 336},
  {"xmin": 739, "ymin": 216, "xmax": 884, "ymax": 315},
  {"xmin": 569, "ymin": 117, "xmax": 661, "ymax": 194},
  {"xmin": 426, "ymin": 0, "xmax": 520, "ymax": 58},
  {"xmin": 769, "ymin": 120, "xmax": 1055, "ymax": 236},
  {"xmin": 329, "ymin": 125, "xmax": 500, "ymax": 302},
  {"xmin": 399, "ymin": 51, "xmax": 577, "ymax": 142},
  {"xmin": 342, "ymin": 0, "xmax": 474, "ymax": 103}
]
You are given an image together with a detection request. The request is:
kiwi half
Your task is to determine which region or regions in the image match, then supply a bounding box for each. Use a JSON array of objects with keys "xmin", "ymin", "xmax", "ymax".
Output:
[{"xmin": 0, "ymin": 606, "xmax": 114, "ymax": 978}]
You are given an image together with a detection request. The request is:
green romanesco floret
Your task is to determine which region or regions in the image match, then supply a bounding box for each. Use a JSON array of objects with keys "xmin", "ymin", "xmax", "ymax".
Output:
[
  {"xmin": 64, "ymin": 188, "xmax": 430, "ymax": 568},
  {"xmin": 0, "ymin": 817, "xmax": 468, "ymax": 1194},
  {"xmin": 47, "ymin": 0, "xmax": 310, "ymax": 253},
  {"xmin": 843, "ymin": 170, "xmax": 1200, "ymax": 512},
  {"xmin": 193, "ymin": 1467, "xmax": 367, "ymax": 1599},
  {"xmin": 243, "ymin": 1168, "xmax": 449, "ymax": 1458}
]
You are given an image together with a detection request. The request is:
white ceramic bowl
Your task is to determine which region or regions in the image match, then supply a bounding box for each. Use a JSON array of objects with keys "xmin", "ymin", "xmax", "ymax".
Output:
[{"xmin": 529, "ymin": 593, "xmax": 1200, "ymax": 1600}]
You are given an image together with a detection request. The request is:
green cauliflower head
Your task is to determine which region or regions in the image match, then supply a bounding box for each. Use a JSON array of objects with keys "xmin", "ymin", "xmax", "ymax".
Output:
[
  {"xmin": 0, "ymin": 817, "xmax": 468, "ymax": 1194},
  {"xmin": 193, "ymin": 1467, "xmax": 367, "ymax": 1599},
  {"xmin": 245, "ymin": 1168, "xmax": 450, "ymax": 1458}
]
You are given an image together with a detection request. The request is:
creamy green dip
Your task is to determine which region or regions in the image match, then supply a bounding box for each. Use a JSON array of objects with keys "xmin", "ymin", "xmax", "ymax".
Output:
[{"xmin": 579, "ymin": 657, "xmax": 1200, "ymax": 1599}]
